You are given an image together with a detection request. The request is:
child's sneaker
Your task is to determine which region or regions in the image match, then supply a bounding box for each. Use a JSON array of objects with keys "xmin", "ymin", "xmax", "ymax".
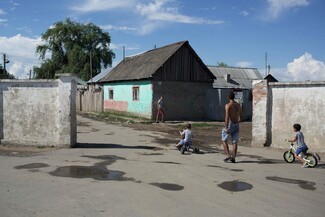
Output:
[
  {"xmin": 302, "ymin": 162, "xmax": 309, "ymax": 168},
  {"xmin": 223, "ymin": 157, "xmax": 232, "ymax": 162}
]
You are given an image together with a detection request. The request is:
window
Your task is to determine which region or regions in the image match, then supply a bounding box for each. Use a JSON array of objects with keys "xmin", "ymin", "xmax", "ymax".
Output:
[
  {"xmin": 108, "ymin": 88, "xmax": 114, "ymax": 100},
  {"xmin": 132, "ymin": 86, "xmax": 139, "ymax": 101}
]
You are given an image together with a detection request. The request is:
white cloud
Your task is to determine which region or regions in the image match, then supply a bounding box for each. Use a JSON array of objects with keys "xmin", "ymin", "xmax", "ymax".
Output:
[
  {"xmin": 71, "ymin": 0, "xmax": 136, "ymax": 12},
  {"xmin": 287, "ymin": 52, "xmax": 325, "ymax": 81},
  {"xmin": 236, "ymin": 61, "xmax": 253, "ymax": 68},
  {"xmin": 70, "ymin": 0, "xmax": 224, "ymax": 35},
  {"xmin": 0, "ymin": 9, "xmax": 6, "ymax": 15},
  {"xmin": 100, "ymin": 24, "xmax": 137, "ymax": 32},
  {"xmin": 264, "ymin": 53, "xmax": 325, "ymax": 82},
  {"xmin": 240, "ymin": 10, "xmax": 249, "ymax": 16},
  {"xmin": 0, "ymin": 18, "xmax": 7, "ymax": 24},
  {"xmin": 136, "ymin": 0, "xmax": 224, "ymax": 24},
  {"xmin": 262, "ymin": 67, "xmax": 291, "ymax": 81},
  {"xmin": 266, "ymin": 0, "xmax": 310, "ymax": 19},
  {"xmin": 0, "ymin": 34, "xmax": 42, "ymax": 79}
]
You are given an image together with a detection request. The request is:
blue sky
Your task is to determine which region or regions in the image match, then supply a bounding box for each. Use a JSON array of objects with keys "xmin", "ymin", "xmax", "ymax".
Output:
[{"xmin": 0, "ymin": 0, "xmax": 324, "ymax": 81}]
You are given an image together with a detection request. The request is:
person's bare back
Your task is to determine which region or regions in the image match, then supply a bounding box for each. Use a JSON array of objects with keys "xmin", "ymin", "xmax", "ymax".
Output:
[{"xmin": 225, "ymin": 101, "xmax": 241, "ymax": 124}]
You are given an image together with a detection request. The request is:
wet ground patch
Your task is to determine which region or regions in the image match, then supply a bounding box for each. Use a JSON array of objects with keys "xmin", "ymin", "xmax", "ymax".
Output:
[
  {"xmin": 217, "ymin": 180, "xmax": 253, "ymax": 192},
  {"xmin": 49, "ymin": 165, "xmax": 135, "ymax": 181},
  {"xmin": 138, "ymin": 152, "xmax": 164, "ymax": 156},
  {"xmin": 265, "ymin": 176, "xmax": 316, "ymax": 191},
  {"xmin": 238, "ymin": 154, "xmax": 284, "ymax": 164},
  {"xmin": 15, "ymin": 163, "xmax": 50, "ymax": 169},
  {"xmin": 207, "ymin": 165, "xmax": 244, "ymax": 172},
  {"xmin": 154, "ymin": 161, "xmax": 181, "ymax": 165},
  {"xmin": 82, "ymin": 155, "xmax": 126, "ymax": 166},
  {"xmin": 150, "ymin": 183, "xmax": 184, "ymax": 191}
]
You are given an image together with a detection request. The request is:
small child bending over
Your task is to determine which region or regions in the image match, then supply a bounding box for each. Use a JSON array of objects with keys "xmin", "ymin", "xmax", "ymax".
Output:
[
  {"xmin": 176, "ymin": 124, "xmax": 193, "ymax": 150},
  {"xmin": 287, "ymin": 123, "xmax": 309, "ymax": 168}
]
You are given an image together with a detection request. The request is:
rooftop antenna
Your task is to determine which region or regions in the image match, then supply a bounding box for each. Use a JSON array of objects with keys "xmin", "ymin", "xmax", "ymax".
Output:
[{"xmin": 123, "ymin": 46, "xmax": 125, "ymax": 62}]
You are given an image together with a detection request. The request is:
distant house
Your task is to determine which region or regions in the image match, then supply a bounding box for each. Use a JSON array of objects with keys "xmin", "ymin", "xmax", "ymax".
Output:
[
  {"xmin": 206, "ymin": 66, "xmax": 262, "ymax": 121},
  {"xmin": 99, "ymin": 41, "xmax": 216, "ymax": 120}
]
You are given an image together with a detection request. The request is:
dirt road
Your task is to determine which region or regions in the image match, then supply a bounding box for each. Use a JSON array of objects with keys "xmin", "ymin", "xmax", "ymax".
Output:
[{"xmin": 0, "ymin": 115, "xmax": 324, "ymax": 217}]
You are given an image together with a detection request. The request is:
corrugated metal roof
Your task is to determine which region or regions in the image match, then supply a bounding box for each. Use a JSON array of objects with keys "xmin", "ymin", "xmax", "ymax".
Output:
[
  {"xmin": 99, "ymin": 41, "xmax": 187, "ymax": 82},
  {"xmin": 208, "ymin": 66, "xmax": 262, "ymax": 89},
  {"xmin": 87, "ymin": 69, "xmax": 112, "ymax": 84}
]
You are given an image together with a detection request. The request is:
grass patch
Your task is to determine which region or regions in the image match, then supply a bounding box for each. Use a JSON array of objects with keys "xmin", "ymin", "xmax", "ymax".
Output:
[{"xmin": 87, "ymin": 110, "xmax": 152, "ymax": 123}]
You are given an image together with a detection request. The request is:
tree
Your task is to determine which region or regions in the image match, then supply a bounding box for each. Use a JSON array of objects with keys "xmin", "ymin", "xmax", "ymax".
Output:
[
  {"xmin": 217, "ymin": 62, "xmax": 229, "ymax": 67},
  {"xmin": 35, "ymin": 18, "xmax": 115, "ymax": 80},
  {"xmin": 0, "ymin": 64, "xmax": 16, "ymax": 79}
]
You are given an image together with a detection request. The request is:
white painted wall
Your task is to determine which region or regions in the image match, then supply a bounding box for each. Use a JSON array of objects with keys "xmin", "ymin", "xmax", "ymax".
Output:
[
  {"xmin": 0, "ymin": 76, "xmax": 77, "ymax": 147},
  {"xmin": 252, "ymin": 81, "xmax": 325, "ymax": 152},
  {"xmin": 270, "ymin": 83, "xmax": 325, "ymax": 151}
]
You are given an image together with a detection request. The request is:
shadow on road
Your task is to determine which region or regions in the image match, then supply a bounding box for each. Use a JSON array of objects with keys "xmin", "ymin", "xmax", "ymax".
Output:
[{"xmin": 74, "ymin": 143, "xmax": 158, "ymax": 150}]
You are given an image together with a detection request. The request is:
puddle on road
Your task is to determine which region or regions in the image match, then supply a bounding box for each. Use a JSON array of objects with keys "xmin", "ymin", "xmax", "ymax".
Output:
[
  {"xmin": 15, "ymin": 163, "xmax": 50, "ymax": 169},
  {"xmin": 265, "ymin": 176, "xmax": 316, "ymax": 191},
  {"xmin": 154, "ymin": 161, "xmax": 181, "ymax": 165},
  {"xmin": 82, "ymin": 155, "xmax": 126, "ymax": 166},
  {"xmin": 218, "ymin": 180, "xmax": 253, "ymax": 192},
  {"xmin": 49, "ymin": 165, "xmax": 133, "ymax": 181},
  {"xmin": 150, "ymin": 183, "xmax": 184, "ymax": 191}
]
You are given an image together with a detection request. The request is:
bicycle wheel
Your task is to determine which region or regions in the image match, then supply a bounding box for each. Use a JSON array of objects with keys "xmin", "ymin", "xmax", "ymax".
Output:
[
  {"xmin": 283, "ymin": 151, "xmax": 295, "ymax": 163},
  {"xmin": 306, "ymin": 155, "xmax": 318, "ymax": 168}
]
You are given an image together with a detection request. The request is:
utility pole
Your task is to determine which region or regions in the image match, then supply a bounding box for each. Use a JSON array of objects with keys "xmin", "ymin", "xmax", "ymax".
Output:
[
  {"xmin": 3, "ymin": 53, "xmax": 9, "ymax": 74},
  {"xmin": 265, "ymin": 52, "xmax": 267, "ymax": 77},
  {"xmin": 90, "ymin": 51, "xmax": 93, "ymax": 83}
]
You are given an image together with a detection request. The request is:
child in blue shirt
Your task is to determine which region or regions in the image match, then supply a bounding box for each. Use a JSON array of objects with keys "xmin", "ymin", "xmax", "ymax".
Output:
[{"xmin": 288, "ymin": 124, "xmax": 309, "ymax": 168}]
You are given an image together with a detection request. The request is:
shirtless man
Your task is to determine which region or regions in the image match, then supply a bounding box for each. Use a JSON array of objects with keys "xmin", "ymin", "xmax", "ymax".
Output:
[{"xmin": 221, "ymin": 91, "xmax": 241, "ymax": 163}]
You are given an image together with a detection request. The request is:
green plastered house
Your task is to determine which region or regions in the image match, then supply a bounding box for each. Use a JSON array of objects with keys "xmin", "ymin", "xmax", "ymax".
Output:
[{"xmin": 98, "ymin": 41, "xmax": 216, "ymax": 120}]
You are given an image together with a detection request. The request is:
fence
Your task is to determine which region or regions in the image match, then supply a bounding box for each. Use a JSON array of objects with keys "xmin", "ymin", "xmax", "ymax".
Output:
[{"xmin": 77, "ymin": 86, "xmax": 103, "ymax": 112}]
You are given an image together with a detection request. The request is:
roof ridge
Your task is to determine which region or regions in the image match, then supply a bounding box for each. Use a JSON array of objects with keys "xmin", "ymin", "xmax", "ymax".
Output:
[
  {"xmin": 125, "ymin": 40, "xmax": 188, "ymax": 59},
  {"xmin": 207, "ymin": 65, "xmax": 258, "ymax": 70}
]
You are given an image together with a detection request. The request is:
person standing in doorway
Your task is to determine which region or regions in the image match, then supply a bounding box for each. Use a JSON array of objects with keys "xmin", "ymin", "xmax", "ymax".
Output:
[
  {"xmin": 221, "ymin": 91, "xmax": 241, "ymax": 163},
  {"xmin": 156, "ymin": 96, "xmax": 165, "ymax": 123}
]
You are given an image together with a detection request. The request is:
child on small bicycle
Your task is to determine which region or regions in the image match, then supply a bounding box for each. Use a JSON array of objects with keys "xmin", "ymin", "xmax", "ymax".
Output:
[
  {"xmin": 176, "ymin": 124, "xmax": 193, "ymax": 150},
  {"xmin": 287, "ymin": 124, "xmax": 309, "ymax": 168}
]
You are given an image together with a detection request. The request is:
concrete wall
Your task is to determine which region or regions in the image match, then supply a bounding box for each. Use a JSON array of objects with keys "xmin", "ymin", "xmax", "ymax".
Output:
[
  {"xmin": 0, "ymin": 76, "xmax": 77, "ymax": 147},
  {"xmin": 153, "ymin": 81, "xmax": 212, "ymax": 120},
  {"xmin": 103, "ymin": 81, "xmax": 153, "ymax": 118},
  {"xmin": 251, "ymin": 80, "xmax": 269, "ymax": 147},
  {"xmin": 252, "ymin": 80, "xmax": 325, "ymax": 152}
]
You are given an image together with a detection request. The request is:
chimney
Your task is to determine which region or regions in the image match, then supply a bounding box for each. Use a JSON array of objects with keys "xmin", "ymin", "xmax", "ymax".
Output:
[{"xmin": 224, "ymin": 74, "xmax": 230, "ymax": 82}]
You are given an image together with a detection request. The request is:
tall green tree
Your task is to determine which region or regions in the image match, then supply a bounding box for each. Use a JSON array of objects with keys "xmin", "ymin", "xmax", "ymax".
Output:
[
  {"xmin": 35, "ymin": 18, "xmax": 115, "ymax": 80},
  {"xmin": 217, "ymin": 62, "xmax": 229, "ymax": 67}
]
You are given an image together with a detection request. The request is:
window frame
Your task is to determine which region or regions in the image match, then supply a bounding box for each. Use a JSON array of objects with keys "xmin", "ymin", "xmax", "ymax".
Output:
[
  {"xmin": 108, "ymin": 88, "xmax": 114, "ymax": 100},
  {"xmin": 132, "ymin": 86, "xmax": 140, "ymax": 101}
]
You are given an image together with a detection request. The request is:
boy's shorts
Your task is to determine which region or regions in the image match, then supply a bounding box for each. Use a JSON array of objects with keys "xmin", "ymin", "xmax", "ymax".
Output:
[
  {"xmin": 221, "ymin": 123, "xmax": 239, "ymax": 144},
  {"xmin": 296, "ymin": 146, "xmax": 308, "ymax": 155}
]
